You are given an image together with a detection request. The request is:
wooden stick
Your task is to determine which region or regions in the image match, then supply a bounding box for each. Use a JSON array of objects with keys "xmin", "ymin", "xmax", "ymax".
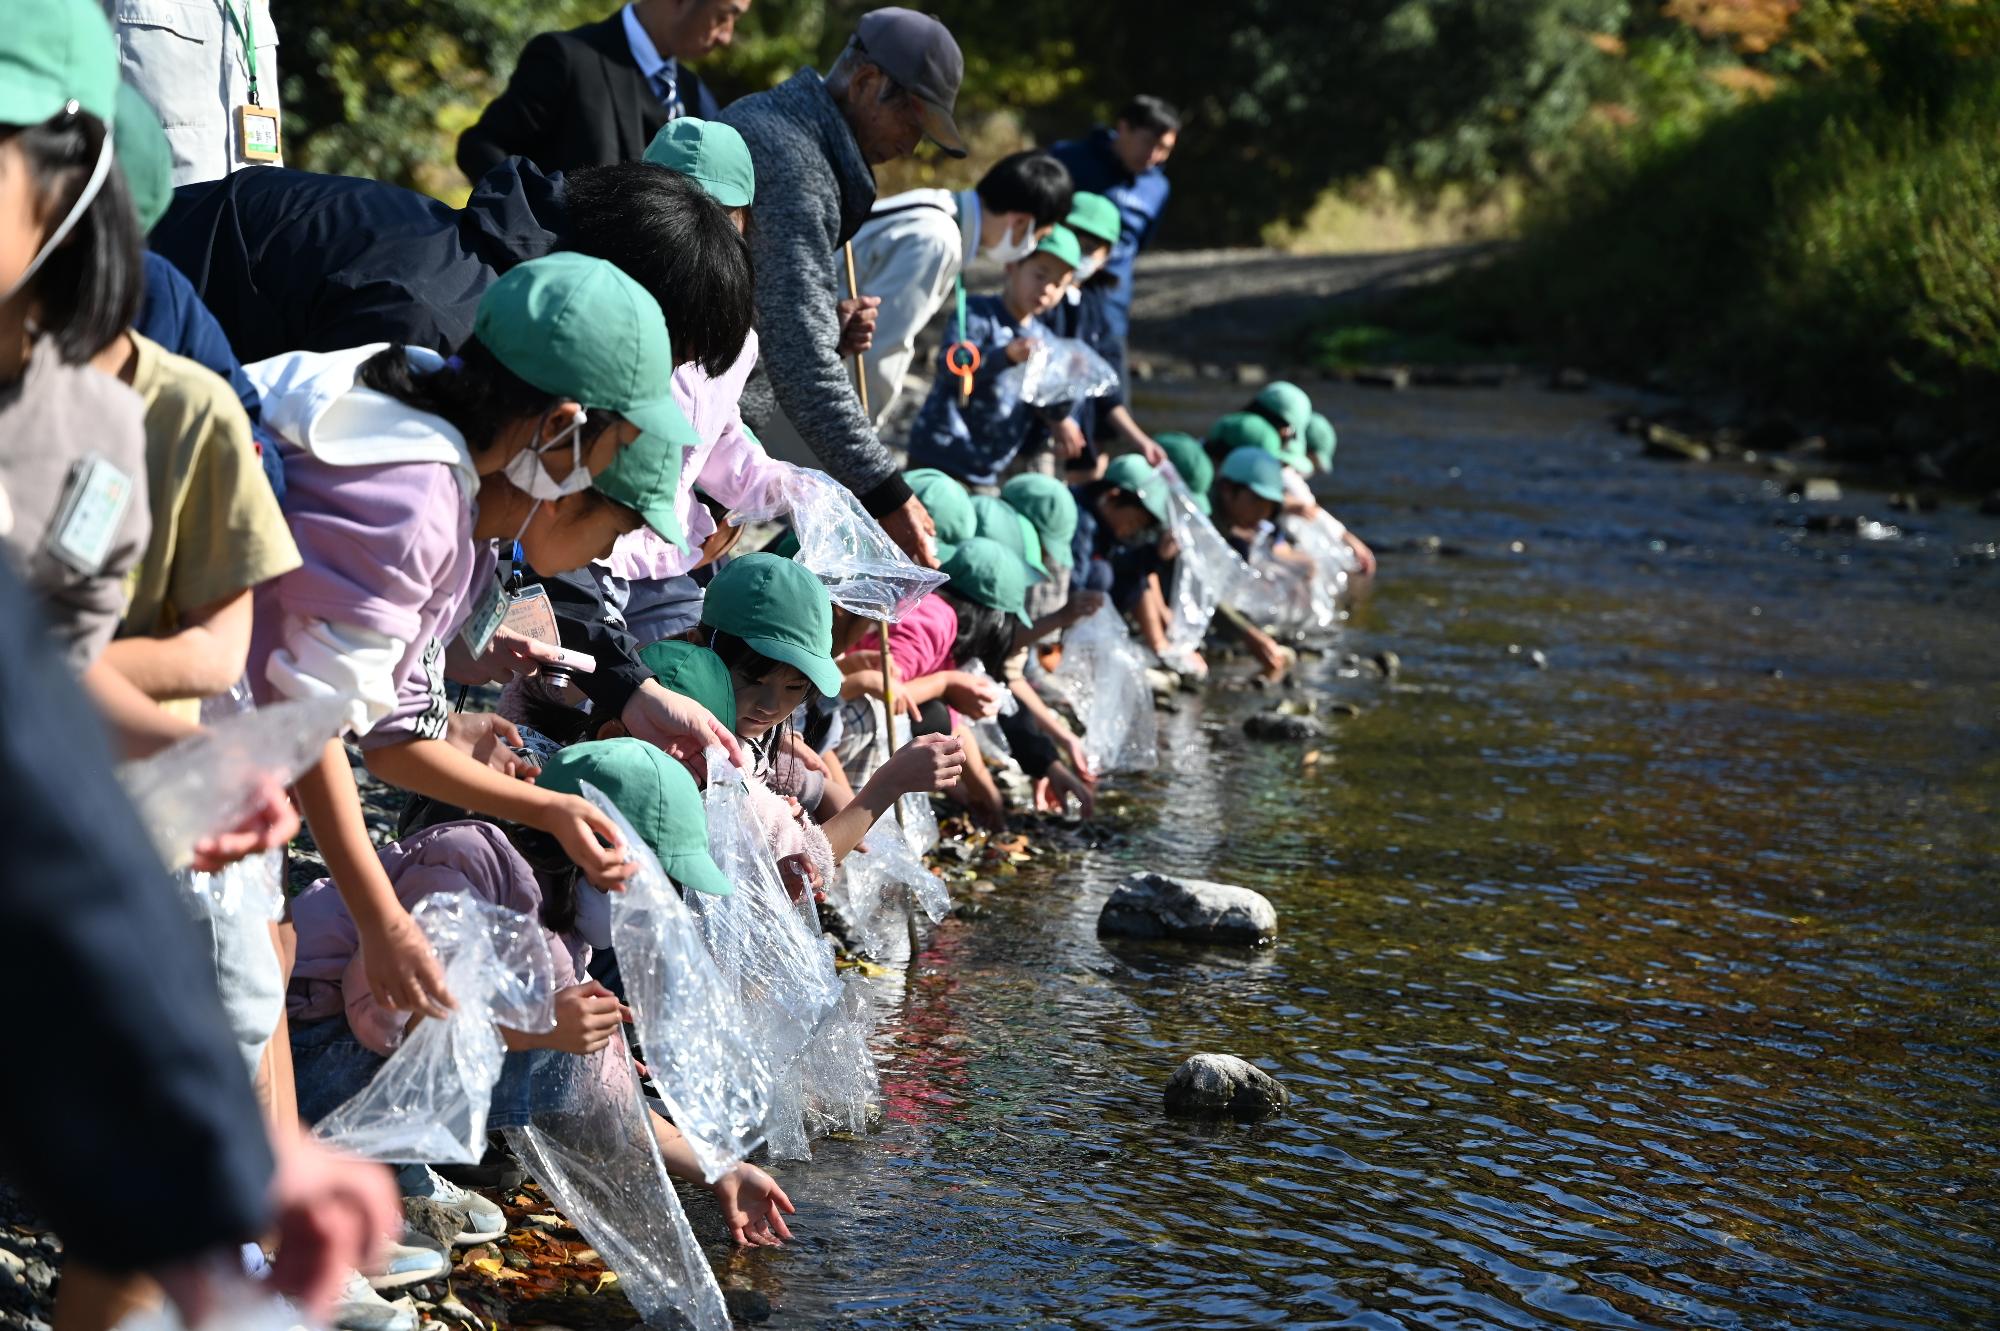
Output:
[
  {"xmin": 843, "ymin": 241, "xmax": 871, "ymax": 418},
  {"xmin": 876, "ymin": 618, "xmax": 920, "ymax": 959}
]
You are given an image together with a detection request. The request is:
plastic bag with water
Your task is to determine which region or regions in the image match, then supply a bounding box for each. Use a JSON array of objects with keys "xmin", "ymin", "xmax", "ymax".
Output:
[
  {"xmin": 1050, "ymin": 602, "xmax": 1158, "ymax": 774},
  {"xmin": 1285, "ymin": 508, "xmax": 1357, "ymax": 629},
  {"xmin": 993, "ymin": 335, "xmax": 1120, "ymax": 408},
  {"xmin": 688, "ymin": 755, "xmax": 844, "ymax": 1072},
  {"xmin": 312, "ymin": 893, "xmax": 556, "ymax": 1163},
  {"xmin": 829, "ymin": 790, "xmax": 949, "ymax": 959},
  {"xmin": 120, "ymin": 692, "xmax": 347, "ymax": 882},
  {"xmin": 506, "ymin": 1041, "xmax": 729, "ymax": 1331},
  {"xmin": 581, "ymin": 781, "xmax": 773, "ymax": 1181},
  {"xmin": 800, "ymin": 975, "xmax": 880, "ymax": 1138},
  {"xmin": 1159, "ymin": 469, "xmax": 1250, "ymax": 673},
  {"xmin": 728, "ymin": 465, "xmax": 946, "ymax": 622}
]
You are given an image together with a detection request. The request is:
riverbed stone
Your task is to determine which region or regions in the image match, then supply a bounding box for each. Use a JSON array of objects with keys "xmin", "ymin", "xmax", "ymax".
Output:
[
  {"xmin": 403, "ymin": 1197, "xmax": 468, "ymax": 1250},
  {"xmin": 1163, "ymin": 1054, "xmax": 1289, "ymax": 1121},
  {"xmin": 1243, "ymin": 711, "xmax": 1326, "ymax": 742},
  {"xmin": 1792, "ymin": 477, "xmax": 1842, "ymax": 502},
  {"xmin": 1099, "ymin": 873, "xmax": 1277, "ymax": 945}
]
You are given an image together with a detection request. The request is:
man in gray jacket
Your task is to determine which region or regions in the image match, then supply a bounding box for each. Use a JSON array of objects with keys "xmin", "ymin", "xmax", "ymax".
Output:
[{"xmin": 719, "ymin": 7, "xmax": 966, "ymax": 564}]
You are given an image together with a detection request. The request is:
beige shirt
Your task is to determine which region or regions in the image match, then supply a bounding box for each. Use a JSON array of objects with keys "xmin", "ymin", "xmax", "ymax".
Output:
[{"xmin": 107, "ymin": 0, "xmax": 283, "ymax": 185}]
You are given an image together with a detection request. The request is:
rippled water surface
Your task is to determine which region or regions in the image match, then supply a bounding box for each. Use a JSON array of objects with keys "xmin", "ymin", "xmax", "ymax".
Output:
[{"xmin": 718, "ymin": 380, "xmax": 2000, "ymax": 1329}]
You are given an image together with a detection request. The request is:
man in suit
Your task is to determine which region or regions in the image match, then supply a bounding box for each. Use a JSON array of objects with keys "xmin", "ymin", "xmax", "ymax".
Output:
[{"xmin": 457, "ymin": 0, "xmax": 749, "ymax": 182}]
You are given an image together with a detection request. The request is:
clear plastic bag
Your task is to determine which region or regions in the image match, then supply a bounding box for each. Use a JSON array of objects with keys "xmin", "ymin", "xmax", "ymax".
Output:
[
  {"xmin": 312, "ymin": 893, "xmax": 556, "ymax": 1163},
  {"xmin": 581, "ymin": 781, "xmax": 773, "ymax": 1181},
  {"xmin": 1285, "ymin": 509, "xmax": 1356, "ymax": 630},
  {"xmin": 830, "ymin": 791, "xmax": 949, "ymax": 959},
  {"xmin": 112, "ymin": 1268, "xmax": 305, "ymax": 1331},
  {"xmin": 728, "ymin": 465, "xmax": 946, "ymax": 622},
  {"xmin": 1051, "ymin": 602, "xmax": 1159, "ymax": 773},
  {"xmin": 505, "ymin": 1041, "xmax": 730, "ymax": 1331},
  {"xmin": 119, "ymin": 693, "xmax": 348, "ymax": 877},
  {"xmin": 689, "ymin": 756, "xmax": 843, "ymax": 1073},
  {"xmin": 993, "ymin": 335, "xmax": 1120, "ymax": 407},
  {"xmin": 761, "ymin": 1061, "xmax": 812, "ymax": 1162},
  {"xmin": 800, "ymin": 976, "xmax": 880, "ymax": 1139}
]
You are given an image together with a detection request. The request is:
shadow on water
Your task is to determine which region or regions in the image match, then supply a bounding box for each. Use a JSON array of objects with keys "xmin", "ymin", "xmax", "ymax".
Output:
[{"xmin": 717, "ymin": 380, "xmax": 2000, "ymax": 1329}]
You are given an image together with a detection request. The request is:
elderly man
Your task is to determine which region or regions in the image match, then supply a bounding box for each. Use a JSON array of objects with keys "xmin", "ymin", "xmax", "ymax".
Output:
[
  {"xmin": 1049, "ymin": 94, "xmax": 1181, "ymax": 383},
  {"xmin": 457, "ymin": 0, "xmax": 748, "ymax": 181},
  {"xmin": 719, "ymin": 6, "xmax": 967, "ymax": 564}
]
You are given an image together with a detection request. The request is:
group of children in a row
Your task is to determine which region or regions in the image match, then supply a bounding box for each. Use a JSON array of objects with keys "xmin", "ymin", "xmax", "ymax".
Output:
[{"xmin": 0, "ymin": 5, "xmax": 1368, "ymax": 1329}]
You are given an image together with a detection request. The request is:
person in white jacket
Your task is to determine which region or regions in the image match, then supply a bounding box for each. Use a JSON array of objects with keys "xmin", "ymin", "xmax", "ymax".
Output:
[{"xmin": 849, "ymin": 149, "xmax": 1074, "ymax": 427}]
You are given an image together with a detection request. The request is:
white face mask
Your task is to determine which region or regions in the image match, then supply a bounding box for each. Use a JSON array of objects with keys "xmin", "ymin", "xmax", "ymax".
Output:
[
  {"xmin": 503, "ymin": 407, "xmax": 594, "ymax": 502},
  {"xmin": 1074, "ymin": 254, "xmax": 1105, "ymax": 282},
  {"xmin": 981, "ymin": 218, "xmax": 1037, "ymax": 265},
  {"xmin": 0, "ymin": 118, "xmax": 112, "ymax": 307}
]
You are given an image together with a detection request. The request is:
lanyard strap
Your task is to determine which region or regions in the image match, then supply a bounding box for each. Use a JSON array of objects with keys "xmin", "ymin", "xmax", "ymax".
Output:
[
  {"xmin": 220, "ymin": 0, "xmax": 260, "ymax": 106},
  {"xmin": 955, "ymin": 274, "xmax": 969, "ymax": 347}
]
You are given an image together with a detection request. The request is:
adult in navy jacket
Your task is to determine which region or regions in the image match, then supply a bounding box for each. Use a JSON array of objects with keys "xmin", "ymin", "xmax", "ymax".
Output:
[{"xmin": 1047, "ymin": 94, "xmax": 1181, "ymax": 356}]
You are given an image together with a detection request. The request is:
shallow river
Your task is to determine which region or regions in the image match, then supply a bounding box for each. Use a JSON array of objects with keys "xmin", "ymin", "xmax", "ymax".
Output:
[{"xmin": 715, "ymin": 379, "xmax": 2000, "ymax": 1329}]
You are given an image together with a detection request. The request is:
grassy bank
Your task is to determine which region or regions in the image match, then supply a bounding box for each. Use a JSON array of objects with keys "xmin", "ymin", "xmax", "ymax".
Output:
[{"xmin": 1308, "ymin": 18, "xmax": 2000, "ymax": 486}]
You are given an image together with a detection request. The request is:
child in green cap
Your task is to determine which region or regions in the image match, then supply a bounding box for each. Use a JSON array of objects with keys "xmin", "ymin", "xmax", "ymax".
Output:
[
  {"xmin": 242, "ymin": 251, "xmax": 731, "ymax": 1023},
  {"xmin": 1042, "ymin": 191, "xmax": 1171, "ymax": 483},
  {"xmin": 905, "ymin": 225, "xmax": 1087, "ymax": 489}
]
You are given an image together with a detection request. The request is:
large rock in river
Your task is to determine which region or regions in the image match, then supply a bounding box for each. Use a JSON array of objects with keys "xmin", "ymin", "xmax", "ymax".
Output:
[
  {"xmin": 1164, "ymin": 1053, "xmax": 1289, "ymax": 1120},
  {"xmin": 1098, "ymin": 872, "xmax": 1277, "ymax": 945}
]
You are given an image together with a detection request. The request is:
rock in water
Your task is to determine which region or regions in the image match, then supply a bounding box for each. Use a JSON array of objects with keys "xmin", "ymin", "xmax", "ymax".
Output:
[
  {"xmin": 1099, "ymin": 872, "xmax": 1277, "ymax": 945},
  {"xmin": 1164, "ymin": 1053, "xmax": 1289, "ymax": 1121},
  {"xmin": 1243, "ymin": 712, "xmax": 1326, "ymax": 741}
]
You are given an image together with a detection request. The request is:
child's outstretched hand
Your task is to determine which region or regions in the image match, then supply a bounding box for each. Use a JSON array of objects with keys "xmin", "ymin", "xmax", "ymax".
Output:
[
  {"xmin": 1035, "ymin": 762, "xmax": 1096, "ymax": 818},
  {"xmin": 545, "ymin": 980, "xmax": 629, "ymax": 1055},
  {"xmin": 942, "ymin": 671, "xmax": 1003, "ymax": 718},
  {"xmin": 880, "ymin": 732, "xmax": 965, "ymax": 797},
  {"xmin": 1005, "ymin": 337, "xmax": 1039, "ymax": 366},
  {"xmin": 712, "ymin": 1162, "xmax": 796, "ymax": 1247},
  {"xmin": 446, "ymin": 712, "xmax": 541, "ymax": 779},
  {"xmin": 358, "ymin": 905, "xmax": 455, "ymax": 1020},
  {"xmin": 189, "ymin": 775, "xmax": 300, "ymax": 872}
]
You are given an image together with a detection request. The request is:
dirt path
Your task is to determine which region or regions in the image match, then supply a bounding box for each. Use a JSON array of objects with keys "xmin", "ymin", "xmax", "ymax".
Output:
[{"xmin": 1125, "ymin": 244, "xmax": 1479, "ymax": 371}]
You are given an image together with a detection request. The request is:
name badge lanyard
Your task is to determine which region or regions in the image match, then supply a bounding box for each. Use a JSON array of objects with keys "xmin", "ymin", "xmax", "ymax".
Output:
[{"xmin": 220, "ymin": 0, "xmax": 261, "ymax": 107}]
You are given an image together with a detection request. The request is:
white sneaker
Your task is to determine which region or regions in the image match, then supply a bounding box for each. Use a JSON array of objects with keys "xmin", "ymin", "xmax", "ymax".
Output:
[
  {"xmin": 398, "ymin": 1162, "xmax": 507, "ymax": 1244},
  {"xmin": 362, "ymin": 1237, "xmax": 448, "ymax": 1291},
  {"xmin": 335, "ymin": 1270, "xmax": 419, "ymax": 1331}
]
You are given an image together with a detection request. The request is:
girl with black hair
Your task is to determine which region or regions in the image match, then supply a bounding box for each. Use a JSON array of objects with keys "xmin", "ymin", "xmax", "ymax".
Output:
[{"xmin": 241, "ymin": 253, "xmax": 722, "ymax": 1024}]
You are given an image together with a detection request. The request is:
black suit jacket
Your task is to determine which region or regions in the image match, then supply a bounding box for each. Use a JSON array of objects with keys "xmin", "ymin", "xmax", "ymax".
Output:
[{"xmin": 457, "ymin": 14, "xmax": 723, "ymax": 183}]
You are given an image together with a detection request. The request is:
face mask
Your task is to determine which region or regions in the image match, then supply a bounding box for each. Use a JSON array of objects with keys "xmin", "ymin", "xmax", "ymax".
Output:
[
  {"xmin": 0, "ymin": 119, "xmax": 113, "ymax": 307},
  {"xmin": 1074, "ymin": 254, "xmax": 1105, "ymax": 282},
  {"xmin": 981, "ymin": 219, "xmax": 1036, "ymax": 265},
  {"xmin": 503, "ymin": 407, "xmax": 594, "ymax": 502}
]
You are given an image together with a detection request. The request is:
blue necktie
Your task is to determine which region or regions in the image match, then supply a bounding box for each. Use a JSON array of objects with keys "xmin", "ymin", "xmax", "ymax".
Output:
[{"xmin": 655, "ymin": 62, "xmax": 683, "ymax": 120}]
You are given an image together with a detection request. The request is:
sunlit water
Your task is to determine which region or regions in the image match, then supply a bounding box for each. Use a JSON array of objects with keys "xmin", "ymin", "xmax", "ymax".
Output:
[{"xmin": 711, "ymin": 381, "xmax": 2000, "ymax": 1329}]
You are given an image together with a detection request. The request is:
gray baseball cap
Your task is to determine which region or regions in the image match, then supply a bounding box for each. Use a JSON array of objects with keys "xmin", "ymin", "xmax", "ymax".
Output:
[{"xmin": 855, "ymin": 7, "xmax": 966, "ymax": 158}]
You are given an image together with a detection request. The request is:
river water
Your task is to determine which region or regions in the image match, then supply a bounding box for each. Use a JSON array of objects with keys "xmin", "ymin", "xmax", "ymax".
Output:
[{"xmin": 714, "ymin": 380, "xmax": 2000, "ymax": 1329}]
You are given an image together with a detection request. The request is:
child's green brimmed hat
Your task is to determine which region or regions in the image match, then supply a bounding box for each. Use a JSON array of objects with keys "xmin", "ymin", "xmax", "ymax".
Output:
[
  {"xmin": 906, "ymin": 467, "xmax": 977, "ymax": 553},
  {"xmin": 1154, "ymin": 432, "xmax": 1213, "ymax": 513},
  {"xmin": 1031, "ymin": 224, "xmax": 1082, "ymax": 270},
  {"xmin": 643, "ymin": 117, "xmax": 756, "ymax": 209},
  {"xmin": 1305, "ymin": 412, "xmax": 1337, "ymax": 472},
  {"xmin": 1220, "ymin": 446, "xmax": 1286, "ymax": 504},
  {"xmin": 113, "ymin": 84, "xmax": 172, "ymax": 233},
  {"xmin": 1064, "ymin": 192, "xmax": 1121, "ymax": 249},
  {"xmin": 699, "ymin": 553, "xmax": 841, "ymax": 697},
  {"xmin": 475, "ymin": 253, "xmax": 700, "ymax": 548},
  {"xmin": 1, "ymin": 0, "xmax": 117, "ymax": 129},
  {"xmin": 535, "ymin": 738, "xmax": 732, "ymax": 896},
  {"xmin": 637, "ymin": 640, "xmax": 737, "ymax": 733},
  {"xmin": 1252, "ymin": 380, "xmax": 1313, "ymax": 437},
  {"xmin": 970, "ymin": 493, "xmax": 1046, "ymax": 578},
  {"xmin": 1102, "ymin": 454, "xmax": 1171, "ymax": 527},
  {"xmin": 941, "ymin": 536, "xmax": 1030, "ymax": 620},
  {"xmin": 999, "ymin": 474, "xmax": 1077, "ymax": 571}
]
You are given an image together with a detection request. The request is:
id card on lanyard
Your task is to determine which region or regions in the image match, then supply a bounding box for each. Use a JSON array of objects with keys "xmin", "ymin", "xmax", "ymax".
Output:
[{"xmin": 222, "ymin": 0, "xmax": 281, "ymax": 162}]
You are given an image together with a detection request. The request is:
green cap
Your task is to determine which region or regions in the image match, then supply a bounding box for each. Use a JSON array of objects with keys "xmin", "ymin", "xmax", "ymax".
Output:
[
  {"xmin": 643, "ymin": 117, "xmax": 755, "ymax": 210},
  {"xmin": 1102, "ymin": 454, "xmax": 1171, "ymax": 527},
  {"xmin": 699, "ymin": 553, "xmax": 841, "ymax": 697},
  {"xmin": 1253, "ymin": 380, "xmax": 1313, "ymax": 437},
  {"xmin": 1154, "ymin": 431, "xmax": 1213, "ymax": 514},
  {"xmin": 905, "ymin": 467, "xmax": 976, "ymax": 546},
  {"xmin": 999, "ymin": 474, "xmax": 1077, "ymax": 571},
  {"xmin": 970, "ymin": 493, "xmax": 1044, "ymax": 579},
  {"xmin": 1306, "ymin": 411, "xmax": 1337, "ymax": 471},
  {"xmin": 1031, "ymin": 224, "xmax": 1082, "ymax": 271},
  {"xmin": 1210, "ymin": 411, "xmax": 1282, "ymax": 459},
  {"xmin": 1064, "ymin": 191, "xmax": 1121, "ymax": 248},
  {"xmin": 114, "ymin": 83, "xmax": 172, "ymax": 233},
  {"xmin": 941, "ymin": 536, "xmax": 1030, "ymax": 620},
  {"xmin": 475, "ymin": 253, "xmax": 699, "ymax": 548},
  {"xmin": 535, "ymin": 738, "xmax": 732, "ymax": 897},
  {"xmin": 1220, "ymin": 445, "xmax": 1286, "ymax": 504},
  {"xmin": 0, "ymin": 0, "xmax": 117, "ymax": 129},
  {"xmin": 637, "ymin": 639, "xmax": 737, "ymax": 734}
]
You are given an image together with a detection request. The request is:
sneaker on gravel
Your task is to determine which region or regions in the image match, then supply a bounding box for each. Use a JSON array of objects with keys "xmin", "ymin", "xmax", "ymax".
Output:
[
  {"xmin": 362, "ymin": 1237, "xmax": 448, "ymax": 1292},
  {"xmin": 335, "ymin": 1270, "xmax": 419, "ymax": 1331},
  {"xmin": 397, "ymin": 1163, "xmax": 506, "ymax": 1244}
]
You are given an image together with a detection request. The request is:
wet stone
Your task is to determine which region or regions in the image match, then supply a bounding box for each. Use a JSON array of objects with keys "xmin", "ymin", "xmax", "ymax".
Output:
[
  {"xmin": 724, "ymin": 1288, "xmax": 773, "ymax": 1323},
  {"xmin": 1243, "ymin": 712, "xmax": 1327, "ymax": 741},
  {"xmin": 1163, "ymin": 1054, "xmax": 1289, "ymax": 1121},
  {"xmin": 1099, "ymin": 873, "xmax": 1277, "ymax": 946},
  {"xmin": 403, "ymin": 1196, "xmax": 468, "ymax": 1250}
]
